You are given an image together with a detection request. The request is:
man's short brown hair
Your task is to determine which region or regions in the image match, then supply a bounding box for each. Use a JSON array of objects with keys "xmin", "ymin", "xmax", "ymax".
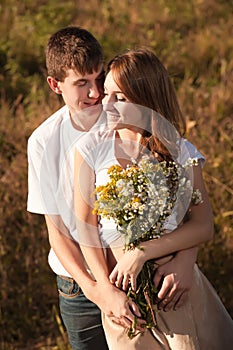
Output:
[{"xmin": 46, "ymin": 26, "xmax": 103, "ymax": 81}]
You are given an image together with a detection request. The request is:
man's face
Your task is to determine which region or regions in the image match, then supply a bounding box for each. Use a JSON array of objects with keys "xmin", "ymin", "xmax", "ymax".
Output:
[{"xmin": 57, "ymin": 65, "xmax": 105, "ymax": 117}]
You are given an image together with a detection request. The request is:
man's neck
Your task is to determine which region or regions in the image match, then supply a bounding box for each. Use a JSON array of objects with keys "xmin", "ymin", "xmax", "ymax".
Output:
[{"xmin": 70, "ymin": 105, "xmax": 102, "ymax": 132}]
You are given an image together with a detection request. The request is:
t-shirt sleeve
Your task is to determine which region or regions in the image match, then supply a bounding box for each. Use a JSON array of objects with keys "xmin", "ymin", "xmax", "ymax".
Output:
[
  {"xmin": 164, "ymin": 139, "xmax": 205, "ymax": 232},
  {"xmin": 74, "ymin": 132, "xmax": 99, "ymax": 170},
  {"xmin": 75, "ymin": 145, "xmax": 94, "ymax": 170},
  {"xmin": 27, "ymin": 135, "xmax": 59, "ymax": 215},
  {"xmin": 178, "ymin": 139, "xmax": 205, "ymax": 167}
]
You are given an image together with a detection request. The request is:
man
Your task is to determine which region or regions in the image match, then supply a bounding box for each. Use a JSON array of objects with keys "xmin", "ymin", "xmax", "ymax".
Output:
[{"xmin": 27, "ymin": 26, "xmax": 197, "ymax": 349}]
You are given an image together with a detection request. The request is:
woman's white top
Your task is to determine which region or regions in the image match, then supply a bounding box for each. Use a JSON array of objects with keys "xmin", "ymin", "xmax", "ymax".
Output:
[{"xmin": 76, "ymin": 129, "xmax": 205, "ymax": 247}]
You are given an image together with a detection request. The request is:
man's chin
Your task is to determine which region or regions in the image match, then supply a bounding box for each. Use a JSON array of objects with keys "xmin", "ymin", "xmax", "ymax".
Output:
[{"xmin": 82, "ymin": 103, "xmax": 102, "ymax": 111}]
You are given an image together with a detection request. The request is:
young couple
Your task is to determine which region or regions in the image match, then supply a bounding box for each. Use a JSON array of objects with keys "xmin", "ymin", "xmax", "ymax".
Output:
[{"xmin": 27, "ymin": 26, "xmax": 233, "ymax": 350}]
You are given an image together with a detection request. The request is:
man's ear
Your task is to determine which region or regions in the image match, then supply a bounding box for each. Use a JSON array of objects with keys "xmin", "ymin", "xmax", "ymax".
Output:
[{"xmin": 47, "ymin": 76, "xmax": 62, "ymax": 94}]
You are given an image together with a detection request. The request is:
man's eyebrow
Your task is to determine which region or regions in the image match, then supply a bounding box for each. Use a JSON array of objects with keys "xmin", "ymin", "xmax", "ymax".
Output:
[{"xmin": 72, "ymin": 78, "xmax": 87, "ymax": 84}]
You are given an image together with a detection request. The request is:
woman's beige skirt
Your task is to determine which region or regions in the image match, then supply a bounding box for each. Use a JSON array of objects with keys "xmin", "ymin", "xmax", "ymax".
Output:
[{"xmin": 102, "ymin": 264, "xmax": 233, "ymax": 350}]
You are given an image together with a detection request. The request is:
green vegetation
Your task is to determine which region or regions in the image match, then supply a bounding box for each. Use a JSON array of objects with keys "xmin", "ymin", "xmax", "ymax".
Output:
[{"xmin": 0, "ymin": 0, "xmax": 232, "ymax": 348}]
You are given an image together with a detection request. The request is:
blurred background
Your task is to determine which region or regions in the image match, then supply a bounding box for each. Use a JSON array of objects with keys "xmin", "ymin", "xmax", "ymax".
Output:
[{"xmin": 0, "ymin": 0, "xmax": 232, "ymax": 349}]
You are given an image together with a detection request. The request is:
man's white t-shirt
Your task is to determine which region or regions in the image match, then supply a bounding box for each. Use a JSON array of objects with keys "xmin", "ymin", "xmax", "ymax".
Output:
[{"xmin": 27, "ymin": 105, "xmax": 105, "ymax": 276}]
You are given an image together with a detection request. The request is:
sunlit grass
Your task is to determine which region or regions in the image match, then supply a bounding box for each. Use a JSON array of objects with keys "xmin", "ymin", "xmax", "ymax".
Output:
[{"xmin": 0, "ymin": 0, "xmax": 232, "ymax": 348}]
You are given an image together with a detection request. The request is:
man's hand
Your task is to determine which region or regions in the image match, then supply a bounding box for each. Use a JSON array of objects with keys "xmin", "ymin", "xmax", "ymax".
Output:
[
  {"xmin": 153, "ymin": 248, "xmax": 198, "ymax": 311},
  {"xmin": 86, "ymin": 281, "xmax": 146, "ymax": 331}
]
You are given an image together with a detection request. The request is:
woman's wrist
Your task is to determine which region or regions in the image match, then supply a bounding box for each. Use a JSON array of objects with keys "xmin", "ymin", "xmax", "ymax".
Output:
[{"xmin": 135, "ymin": 245, "xmax": 148, "ymax": 265}]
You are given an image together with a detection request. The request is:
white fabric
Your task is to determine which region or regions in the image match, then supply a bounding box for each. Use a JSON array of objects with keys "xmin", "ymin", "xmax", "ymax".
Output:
[
  {"xmin": 76, "ymin": 129, "xmax": 205, "ymax": 247},
  {"xmin": 27, "ymin": 105, "xmax": 106, "ymax": 276}
]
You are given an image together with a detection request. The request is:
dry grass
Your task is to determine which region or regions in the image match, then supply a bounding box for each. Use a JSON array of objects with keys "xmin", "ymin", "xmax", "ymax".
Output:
[{"xmin": 0, "ymin": 0, "xmax": 232, "ymax": 348}]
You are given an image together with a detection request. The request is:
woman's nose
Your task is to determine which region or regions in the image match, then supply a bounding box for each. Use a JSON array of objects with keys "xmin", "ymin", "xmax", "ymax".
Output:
[
  {"xmin": 102, "ymin": 94, "xmax": 109, "ymax": 105},
  {"xmin": 102, "ymin": 100, "xmax": 117, "ymax": 115},
  {"xmin": 102, "ymin": 93, "xmax": 116, "ymax": 106}
]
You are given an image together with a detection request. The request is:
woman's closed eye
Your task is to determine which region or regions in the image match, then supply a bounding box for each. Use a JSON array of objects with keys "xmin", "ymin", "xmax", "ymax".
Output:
[
  {"xmin": 103, "ymin": 92, "xmax": 126, "ymax": 102},
  {"xmin": 116, "ymin": 93, "xmax": 128, "ymax": 102},
  {"xmin": 116, "ymin": 97, "xmax": 126, "ymax": 102}
]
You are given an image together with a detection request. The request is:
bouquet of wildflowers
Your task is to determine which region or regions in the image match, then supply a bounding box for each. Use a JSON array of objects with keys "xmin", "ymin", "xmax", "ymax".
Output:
[{"xmin": 93, "ymin": 155, "xmax": 202, "ymax": 337}]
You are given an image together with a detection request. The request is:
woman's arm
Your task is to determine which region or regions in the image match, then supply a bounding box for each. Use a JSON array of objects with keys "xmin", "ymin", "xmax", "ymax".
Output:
[
  {"xmin": 109, "ymin": 162, "xmax": 213, "ymax": 290},
  {"xmin": 74, "ymin": 149, "xmax": 144, "ymax": 328},
  {"xmin": 74, "ymin": 149, "xmax": 110, "ymax": 282}
]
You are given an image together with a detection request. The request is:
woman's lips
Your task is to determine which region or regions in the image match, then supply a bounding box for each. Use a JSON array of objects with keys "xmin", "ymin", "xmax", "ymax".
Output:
[{"xmin": 106, "ymin": 112, "xmax": 120, "ymax": 121}]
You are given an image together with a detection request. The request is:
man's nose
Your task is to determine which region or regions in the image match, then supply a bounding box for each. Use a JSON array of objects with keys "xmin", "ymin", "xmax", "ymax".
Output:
[{"xmin": 88, "ymin": 84, "xmax": 100, "ymax": 99}]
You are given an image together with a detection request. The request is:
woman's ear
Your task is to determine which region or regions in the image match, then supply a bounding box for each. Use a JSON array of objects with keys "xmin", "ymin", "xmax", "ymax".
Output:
[{"xmin": 47, "ymin": 76, "xmax": 62, "ymax": 94}]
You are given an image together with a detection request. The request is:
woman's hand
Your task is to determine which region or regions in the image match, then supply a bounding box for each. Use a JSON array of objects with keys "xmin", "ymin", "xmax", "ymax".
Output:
[{"xmin": 109, "ymin": 248, "xmax": 146, "ymax": 291}]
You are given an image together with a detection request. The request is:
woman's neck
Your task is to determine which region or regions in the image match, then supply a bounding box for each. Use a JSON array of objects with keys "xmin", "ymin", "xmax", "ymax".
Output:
[
  {"xmin": 115, "ymin": 129, "xmax": 144, "ymax": 167},
  {"xmin": 117, "ymin": 128, "xmax": 142, "ymax": 143}
]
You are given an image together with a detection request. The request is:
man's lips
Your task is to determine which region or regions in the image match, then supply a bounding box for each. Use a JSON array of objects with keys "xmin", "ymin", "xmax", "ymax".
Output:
[
  {"xmin": 81, "ymin": 100, "xmax": 101, "ymax": 110},
  {"xmin": 83, "ymin": 101, "xmax": 98, "ymax": 106}
]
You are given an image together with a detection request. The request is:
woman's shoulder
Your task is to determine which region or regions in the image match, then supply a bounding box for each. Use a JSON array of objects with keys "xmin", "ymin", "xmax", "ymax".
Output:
[
  {"xmin": 77, "ymin": 128, "xmax": 113, "ymax": 152},
  {"xmin": 75, "ymin": 128, "xmax": 114, "ymax": 170},
  {"xmin": 178, "ymin": 138, "xmax": 205, "ymax": 166}
]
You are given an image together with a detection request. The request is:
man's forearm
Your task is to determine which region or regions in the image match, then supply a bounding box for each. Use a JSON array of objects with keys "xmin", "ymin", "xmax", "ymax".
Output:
[
  {"xmin": 174, "ymin": 246, "xmax": 198, "ymax": 265},
  {"xmin": 45, "ymin": 215, "xmax": 96, "ymax": 293}
]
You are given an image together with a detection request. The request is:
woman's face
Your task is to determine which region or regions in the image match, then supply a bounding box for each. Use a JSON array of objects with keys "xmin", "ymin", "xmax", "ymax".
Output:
[{"xmin": 102, "ymin": 71, "xmax": 147, "ymax": 131}]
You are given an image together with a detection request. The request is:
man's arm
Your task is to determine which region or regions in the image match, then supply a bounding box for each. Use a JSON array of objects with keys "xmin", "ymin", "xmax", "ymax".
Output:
[
  {"xmin": 45, "ymin": 214, "xmax": 144, "ymax": 330},
  {"xmin": 45, "ymin": 214, "xmax": 95, "ymax": 292}
]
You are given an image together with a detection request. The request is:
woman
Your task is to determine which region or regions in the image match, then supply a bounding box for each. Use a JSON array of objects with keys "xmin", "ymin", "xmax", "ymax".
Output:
[{"xmin": 74, "ymin": 49, "xmax": 233, "ymax": 349}]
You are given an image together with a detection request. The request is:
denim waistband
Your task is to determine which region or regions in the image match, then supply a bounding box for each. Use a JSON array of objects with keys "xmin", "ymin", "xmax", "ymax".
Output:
[{"xmin": 58, "ymin": 275, "xmax": 75, "ymax": 283}]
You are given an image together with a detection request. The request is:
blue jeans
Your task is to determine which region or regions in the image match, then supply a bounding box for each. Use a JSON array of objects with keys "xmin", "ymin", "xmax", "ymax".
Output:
[{"xmin": 57, "ymin": 275, "xmax": 109, "ymax": 350}]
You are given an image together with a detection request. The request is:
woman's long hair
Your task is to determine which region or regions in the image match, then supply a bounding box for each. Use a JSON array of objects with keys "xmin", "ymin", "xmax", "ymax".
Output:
[{"xmin": 107, "ymin": 49, "xmax": 186, "ymax": 160}]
